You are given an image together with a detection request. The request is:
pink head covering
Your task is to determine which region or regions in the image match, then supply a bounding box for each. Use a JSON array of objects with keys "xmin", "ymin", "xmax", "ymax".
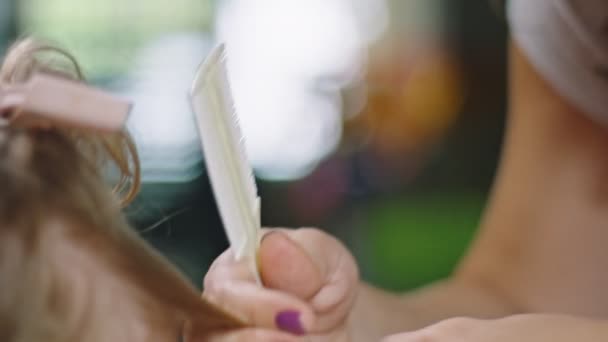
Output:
[{"xmin": 0, "ymin": 73, "xmax": 131, "ymax": 132}]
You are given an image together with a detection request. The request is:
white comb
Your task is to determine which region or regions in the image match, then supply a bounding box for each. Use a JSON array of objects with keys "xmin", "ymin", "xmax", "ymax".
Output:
[{"xmin": 189, "ymin": 44, "xmax": 261, "ymax": 284}]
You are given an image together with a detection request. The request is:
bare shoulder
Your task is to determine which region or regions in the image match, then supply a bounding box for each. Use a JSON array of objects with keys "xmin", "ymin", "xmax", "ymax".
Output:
[{"xmin": 457, "ymin": 42, "xmax": 608, "ymax": 316}]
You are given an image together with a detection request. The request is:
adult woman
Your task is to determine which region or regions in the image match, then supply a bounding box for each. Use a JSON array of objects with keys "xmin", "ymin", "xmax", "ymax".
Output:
[{"xmin": 204, "ymin": 1, "xmax": 608, "ymax": 340}]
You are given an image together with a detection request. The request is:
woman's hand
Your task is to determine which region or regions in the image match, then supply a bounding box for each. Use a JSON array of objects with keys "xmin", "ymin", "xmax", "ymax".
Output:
[
  {"xmin": 382, "ymin": 314, "xmax": 608, "ymax": 342},
  {"xmin": 203, "ymin": 228, "xmax": 359, "ymax": 341}
]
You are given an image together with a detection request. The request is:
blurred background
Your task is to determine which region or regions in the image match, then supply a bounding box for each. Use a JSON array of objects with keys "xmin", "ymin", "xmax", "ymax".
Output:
[{"xmin": 0, "ymin": 0, "xmax": 508, "ymax": 291}]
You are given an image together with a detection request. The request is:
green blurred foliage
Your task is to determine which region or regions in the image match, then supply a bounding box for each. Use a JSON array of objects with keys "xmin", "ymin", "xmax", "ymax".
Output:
[{"xmin": 361, "ymin": 193, "xmax": 484, "ymax": 290}]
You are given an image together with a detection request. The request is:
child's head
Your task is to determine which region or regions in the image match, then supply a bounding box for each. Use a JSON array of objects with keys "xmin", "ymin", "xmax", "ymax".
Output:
[{"xmin": 0, "ymin": 38, "xmax": 241, "ymax": 341}]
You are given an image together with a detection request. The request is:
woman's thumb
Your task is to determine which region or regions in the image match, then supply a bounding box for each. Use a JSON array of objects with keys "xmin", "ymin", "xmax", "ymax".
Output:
[{"xmin": 258, "ymin": 230, "xmax": 324, "ymax": 300}]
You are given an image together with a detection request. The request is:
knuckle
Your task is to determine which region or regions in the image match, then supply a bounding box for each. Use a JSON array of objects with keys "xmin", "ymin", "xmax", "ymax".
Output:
[
  {"xmin": 204, "ymin": 285, "xmax": 237, "ymax": 309},
  {"xmin": 205, "ymin": 253, "xmax": 227, "ymax": 280},
  {"xmin": 203, "ymin": 268, "xmax": 222, "ymax": 295},
  {"xmin": 202, "ymin": 281, "xmax": 212, "ymax": 297},
  {"xmin": 204, "ymin": 250, "xmax": 245, "ymax": 290},
  {"xmin": 203, "ymin": 279, "xmax": 230, "ymax": 306},
  {"xmin": 211, "ymin": 282, "xmax": 230, "ymax": 301}
]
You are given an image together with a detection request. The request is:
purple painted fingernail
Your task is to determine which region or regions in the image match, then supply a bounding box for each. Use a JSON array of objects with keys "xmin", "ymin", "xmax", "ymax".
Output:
[{"xmin": 275, "ymin": 310, "xmax": 306, "ymax": 335}]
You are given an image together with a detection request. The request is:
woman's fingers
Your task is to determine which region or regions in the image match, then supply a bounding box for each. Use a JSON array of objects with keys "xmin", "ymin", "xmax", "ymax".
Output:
[
  {"xmin": 204, "ymin": 227, "xmax": 359, "ymax": 336},
  {"xmin": 205, "ymin": 248, "xmax": 256, "ymax": 285},
  {"xmin": 260, "ymin": 229, "xmax": 359, "ymax": 332},
  {"xmin": 203, "ymin": 281, "xmax": 315, "ymax": 334},
  {"xmin": 204, "ymin": 246, "xmax": 315, "ymax": 335}
]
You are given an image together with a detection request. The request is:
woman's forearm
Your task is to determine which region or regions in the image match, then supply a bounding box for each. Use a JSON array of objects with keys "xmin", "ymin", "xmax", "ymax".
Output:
[{"xmin": 348, "ymin": 278, "xmax": 518, "ymax": 341}]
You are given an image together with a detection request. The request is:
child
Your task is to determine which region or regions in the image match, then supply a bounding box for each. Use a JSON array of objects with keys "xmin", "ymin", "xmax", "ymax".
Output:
[{"xmin": 0, "ymin": 38, "xmax": 243, "ymax": 342}]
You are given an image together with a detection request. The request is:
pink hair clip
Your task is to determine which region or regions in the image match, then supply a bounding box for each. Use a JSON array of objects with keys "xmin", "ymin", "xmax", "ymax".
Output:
[{"xmin": 0, "ymin": 73, "xmax": 131, "ymax": 132}]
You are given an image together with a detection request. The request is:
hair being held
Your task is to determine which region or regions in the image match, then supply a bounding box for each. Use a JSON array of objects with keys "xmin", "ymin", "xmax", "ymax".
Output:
[{"xmin": 0, "ymin": 38, "xmax": 242, "ymax": 342}]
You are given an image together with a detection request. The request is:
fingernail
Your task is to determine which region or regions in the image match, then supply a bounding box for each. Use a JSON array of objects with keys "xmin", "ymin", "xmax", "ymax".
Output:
[{"xmin": 275, "ymin": 310, "xmax": 306, "ymax": 335}]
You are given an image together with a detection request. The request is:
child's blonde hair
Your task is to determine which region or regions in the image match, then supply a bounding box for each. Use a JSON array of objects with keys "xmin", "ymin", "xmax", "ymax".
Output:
[{"xmin": 0, "ymin": 38, "xmax": 242, "ymax": 341}]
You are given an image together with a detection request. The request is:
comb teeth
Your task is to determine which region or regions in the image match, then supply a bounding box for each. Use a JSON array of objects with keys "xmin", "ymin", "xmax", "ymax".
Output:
[
  {"xmin": 195, "ymin": 46, "xmax": 258, "ymax": 214},
  {"xmin": 190, "ymin": 44, "xmax": 261, "ymax": 283},
  {"xmin": 216, "ymin": 48, "xmax": 258, "ymax": 213}
]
